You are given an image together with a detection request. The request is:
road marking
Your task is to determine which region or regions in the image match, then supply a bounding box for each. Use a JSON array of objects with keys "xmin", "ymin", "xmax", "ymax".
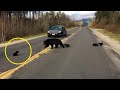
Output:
[
  {"xmin": 0, "ymin": 35, "xmax": 47, "ymax": 48},
  {"xmin": 4, "ymin": 37, "xmax": 32, "ymax": 65},
  {"xmin": 90, "ymin": 27, "xmax": 120, "ymax": 71},
  {"xmin": 0, "ymin": 28, "xmax": 81, "ymax": 79},
  {"xmin": 0, "ymin": 27, "xmax": 78, "ymax": 48},
  {"xmin": 0, "ymin": 48, "xmax": 49, "ymax": 79},
  {"xmin": 104, "ymin": 45, "xmax": 120, "ymax": 70}
]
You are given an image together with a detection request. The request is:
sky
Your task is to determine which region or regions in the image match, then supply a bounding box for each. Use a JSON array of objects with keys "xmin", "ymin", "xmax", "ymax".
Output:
[
  {"xmin": 61, "ymin": 11, "xmax": 96, "ymax": 20},
  {"xmin": 35, "ymin": 11, "xmax": 96, "ymax": 20}
]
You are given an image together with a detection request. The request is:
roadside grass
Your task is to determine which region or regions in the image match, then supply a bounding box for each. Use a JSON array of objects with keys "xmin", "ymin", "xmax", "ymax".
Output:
[
  {"xmin": 66, "ymin": 27, "xmax": 73, "ymax": 29},
  {"xmin": 98, "ymin": 29, "xmax": 120, "ymax": 42},
  {"xmin": 0, "ymin": 33, "xmax": 47, "ymax": 44},
  {"xmin": 0, "ymin": 27, "xmax": 77, "ymax": 44},
  {"xmin": 66, "ymin": 27, "xmax": 78, "ymax": 30},
  {"xmin": 24, "ymin": 26, "xmax": 76, "ymax": 39},
  {"xmin": 24, "ymin": 33, "xmax": 47, "ymax": 39}
]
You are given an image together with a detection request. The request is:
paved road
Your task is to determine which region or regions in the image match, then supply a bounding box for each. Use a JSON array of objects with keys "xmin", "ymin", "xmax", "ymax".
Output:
[
  {"xmin": 0, "ymin": 27, "xmax": 79, "ymax": 73},
  {"xmin": 8, "ymin": 27, "xmax": 120, "ymax": 79}
]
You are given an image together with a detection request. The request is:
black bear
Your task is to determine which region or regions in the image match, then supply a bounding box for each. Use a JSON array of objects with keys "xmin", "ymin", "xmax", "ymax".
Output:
[
  {"xmin": 98, "ymin": 43, "xmax": 103, "ymax": 46},
  {"xmin": 13, "ymin": 51, "xmax": 19, "ymax": 56},
  {"xmin": 43, "ymin": 39, "xmax": 70, "ymax": 49},
  {"xmin": 93, "ymin": 43, "xmax": 98, "ymax": 47}
]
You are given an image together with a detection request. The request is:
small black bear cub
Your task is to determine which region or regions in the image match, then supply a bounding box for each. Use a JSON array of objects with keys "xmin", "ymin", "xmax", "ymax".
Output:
[
  {"xmin": 43, "ymin": 39, "xmax": 70, "ymax": 49},
  {"xmin": 13, "ymin": 51, "xmax": 19, "ymax": 56},
  {"xmin": 98, "ymin": 43, "xmax": 103, "ymax": 46},
  {"xmin": 93, "ymin": 43, "xmax": 98, "ymax": 46},
  {"xmin": 93, "ymin": 42, "xmax": 103, "ymax": 47}
]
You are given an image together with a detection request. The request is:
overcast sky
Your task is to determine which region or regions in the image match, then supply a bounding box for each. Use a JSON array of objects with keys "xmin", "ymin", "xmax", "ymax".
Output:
[
  {"xmin": 61, "ymin": 11, "xmax": 96, "ymax": 20},
  {"xmin": 43, "ymin": 11, "xmax": 96, "ymax": 20}
]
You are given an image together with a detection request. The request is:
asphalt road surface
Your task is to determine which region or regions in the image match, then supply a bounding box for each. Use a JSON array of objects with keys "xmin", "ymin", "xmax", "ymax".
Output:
[
  {"xmin": 1, "ymin": 27, "xmax": 120, "ymax": 79},
  {"xmin": 0, "ymin": 27, "xmax": 79, "ymax": 73}
]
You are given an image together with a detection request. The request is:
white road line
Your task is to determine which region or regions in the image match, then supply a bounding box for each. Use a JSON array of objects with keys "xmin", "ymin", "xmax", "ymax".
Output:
[
  {"xmin": 0, "ymin": 27, "xmax": 78, "ymax": 48},
  {"xmin": 0, "ymin": 28, "xmax": 81, "ymax": 79},
  {"xmin": 93, "ymin": 31, "xmax": 120, "ymax": 71},
  {"xmin": 104, "ymin": 45, "xmax": 120, "ymax": 70}
]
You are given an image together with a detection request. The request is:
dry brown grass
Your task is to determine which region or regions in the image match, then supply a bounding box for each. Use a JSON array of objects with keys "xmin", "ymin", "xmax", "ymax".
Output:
[
  {"xmin": 105, "ymin": 24, "xmax": 120, "ymax": 34},
  {"xmin": 93, "ymin": 23, "xmax": 120, "ymax": 34}
]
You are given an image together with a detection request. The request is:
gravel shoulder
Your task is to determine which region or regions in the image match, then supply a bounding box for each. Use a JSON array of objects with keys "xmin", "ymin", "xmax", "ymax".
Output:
[{"xmin": 90, "ymin": 28, "xmax": 120, "ymax": 56}]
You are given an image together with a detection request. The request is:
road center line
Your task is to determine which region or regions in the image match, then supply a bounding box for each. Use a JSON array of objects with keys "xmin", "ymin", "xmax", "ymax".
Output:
[{"xmin": 0, "ymin": 29, "xmax": 80, "ymax": 79}]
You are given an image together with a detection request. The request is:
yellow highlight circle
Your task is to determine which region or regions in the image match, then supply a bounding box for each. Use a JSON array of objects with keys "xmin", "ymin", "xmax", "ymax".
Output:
[{"xmin": 4, "ymin": 37, "xmax": 32, "ymax": 65}]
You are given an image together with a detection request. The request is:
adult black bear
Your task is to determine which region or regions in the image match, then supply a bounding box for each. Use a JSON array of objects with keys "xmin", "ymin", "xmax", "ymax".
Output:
[
  {"xmin": 13, "ymin": 51, "xmax": 19, "ymax": 56},
  {"xmin": 43, "ymin": 39, "xmax": 70, "ymax": 49}
]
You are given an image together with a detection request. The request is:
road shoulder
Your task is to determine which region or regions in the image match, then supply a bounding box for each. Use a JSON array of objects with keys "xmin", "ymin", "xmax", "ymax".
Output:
[{"xmin": 90, "ymin": 28, "xmax": 120, "ymax": 56}]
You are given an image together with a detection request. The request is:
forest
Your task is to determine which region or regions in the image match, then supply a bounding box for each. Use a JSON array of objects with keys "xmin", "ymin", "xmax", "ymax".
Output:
[
  {"xmin": 90, "ymin": 11, "xmax": 120, "ymax": 34},
  {"xmin": 0, "ymin": 11, "xmax": 76, "ymax": 42}
]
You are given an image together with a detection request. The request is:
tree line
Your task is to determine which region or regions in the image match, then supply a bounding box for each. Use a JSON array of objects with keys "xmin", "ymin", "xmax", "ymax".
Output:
[
  {"xmin": 0, "ymin": 11, "xmax": 76, "ymax": 42},
  {"xmin": 90, "ymin": 11, "xmax": 120, "ymax": 34}
]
